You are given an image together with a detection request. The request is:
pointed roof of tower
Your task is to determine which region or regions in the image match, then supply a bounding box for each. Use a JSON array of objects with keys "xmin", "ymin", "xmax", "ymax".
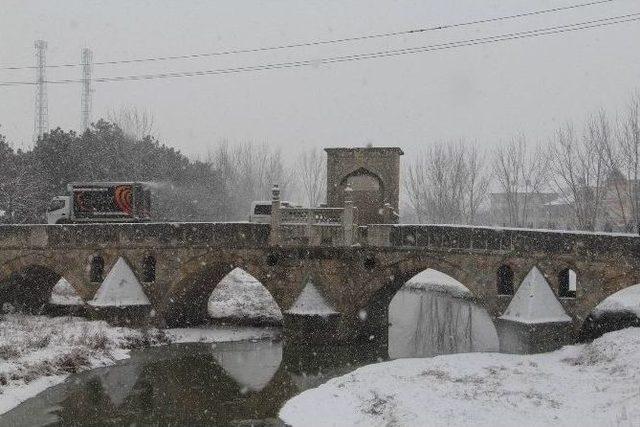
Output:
[
  {"xmin": 89, "ymin": 257, "xmax": 150, "ymax": 307},
  {"xmin": 500, "ymin": 267, "xmax": 571, "ymax": 324}
]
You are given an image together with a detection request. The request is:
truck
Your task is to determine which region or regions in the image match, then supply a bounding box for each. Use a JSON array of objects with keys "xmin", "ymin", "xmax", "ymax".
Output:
[{"xmin": 46, "ymin": 182, "xmax": 152, "ymax": 224}]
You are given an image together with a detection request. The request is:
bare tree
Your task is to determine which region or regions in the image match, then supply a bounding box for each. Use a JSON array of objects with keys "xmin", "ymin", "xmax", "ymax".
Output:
[
  {"xmin": 404, "ymin": 141, "xmax": 488, "ymax": 224},
  {"xmin": 588, "ymin": 110, "xmax": 633, "ymax": 230},
  {"xmin": 462, "ymin": 145, "xmax": 489, "ymax": 224},
  {"xmin": 108, "ymin": 106, "xmax": 156, "ymax": 140},
  {"xmin": 548, "ymin": 121, "xmax": 608, "ymax": 231},
  {"xmin": 614, "ymin": 92, "xmax": 640, "ymax": 231},
  {"xmin": 0, "ymin": 154, "xmax": 44, "ymax": 224},
  {"xmin": 208, "ymin": 140, "xmax": 294, "ymax": 219},
  {"xmin": 492, "ymin": 135, "xmax": 549, "ymax": 227},
  {"xmin": 297, "ymin": 147, "xmax": 326, "ymax": 207}
]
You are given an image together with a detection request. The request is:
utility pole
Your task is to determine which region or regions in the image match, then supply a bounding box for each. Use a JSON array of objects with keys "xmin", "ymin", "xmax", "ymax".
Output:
[
  {"xmin": 33, "ymin": 40, "xmax": 48, "ymax": 142},
  {"xmin": 81, "ymin": 47, "xmax": 93, "ymax": 131}
]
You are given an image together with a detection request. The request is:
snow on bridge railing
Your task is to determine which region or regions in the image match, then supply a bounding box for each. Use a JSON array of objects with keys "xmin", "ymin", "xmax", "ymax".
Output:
[
  {"xmin": 280, "ymin": 207, "xmax": 343, "ymax": 225},
  {"xmin": 383, "ymin": 224, "xmax": 640, "ymax": 256},
  {"xmin": 0, "ymin": 222, "xmax": 272, "ymax": 249}
]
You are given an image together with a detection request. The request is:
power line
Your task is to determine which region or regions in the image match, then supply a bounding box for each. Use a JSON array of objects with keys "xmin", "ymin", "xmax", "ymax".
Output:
[
  {"xmin": 1, "ymin": 12, "xmax": 638, "ymax": 88},
  {"xmin": 0, "ymin": 0, "xmax": 621, "ymax": 71}
]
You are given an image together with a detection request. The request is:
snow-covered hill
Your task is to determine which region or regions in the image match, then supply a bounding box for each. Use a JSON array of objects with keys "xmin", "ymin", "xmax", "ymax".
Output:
[{"xmin": 280, "ymin": 327, "xmax": 640, "ymax": 426}]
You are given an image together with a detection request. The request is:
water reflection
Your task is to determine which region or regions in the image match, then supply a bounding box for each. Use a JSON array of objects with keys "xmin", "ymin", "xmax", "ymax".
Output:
[
  {"xmin": 388, "ymin": 268, "xmax": 500, "ymax": 358},
  {"xmin": 389, "ymin": 288, "xmax": 499, "ymax": 358},
  {"xmin": 1, "ymin": 339, "xmax": 384, "ymax": 426},
  {"xmin": 212, "ymin": 341, "xmax": 283, "ymax": 392},
  {"xmin": 97, "ymin": 362, "xmax": 142, "ymax": 407}
]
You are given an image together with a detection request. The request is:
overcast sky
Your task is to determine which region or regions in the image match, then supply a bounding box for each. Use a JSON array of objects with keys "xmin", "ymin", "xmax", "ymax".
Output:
[{"xmin": 0, "ymin": 0, "xmax": 639, "ymax": 160}]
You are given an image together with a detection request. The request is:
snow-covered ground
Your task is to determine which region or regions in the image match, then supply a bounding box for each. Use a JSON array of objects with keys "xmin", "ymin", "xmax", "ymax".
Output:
[
  {"xmin": 208, "ymin": 268, "xmax": 283, "ymax": 324},
  {"xmin": 280, "ymin": 327, "xmax": 640, "ymax": 427},
  {"xmin": 164, "ymin": 326, "xmax": 278, "ymax": 343},
  {"xmin": 0, "ymin": 314, "xmax": 279, "ymax": 415}
]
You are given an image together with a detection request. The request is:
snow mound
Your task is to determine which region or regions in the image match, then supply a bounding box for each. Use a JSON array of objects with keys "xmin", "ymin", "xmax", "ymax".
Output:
[
  {"xmin": 592, "ymin": 283, "xmax": 640, "ymax": 318},
  {"xmin": 500, "ymin": 267, "xmax": 571, "ymax": 324},
  {"xmin": 89, "ymin": 257, "xmax": 150, "ymax": 307},
  {"xmin": 208, "ymin": 268, "xmax": 282, "ymax": 322},
  {"xmin": 49, "ymin": 278, "xmax": 84, "ymax": 306},
  {"xmin": 287, "ymin": 280, "xmax": 338, "ymax": 316},
  {"xmin": 404, "ymin": 269, "xmax": 472, "ymax": 298},
  {"xmin": 280, "ymin": 328, "xmax": 640, "ymax": 427}
]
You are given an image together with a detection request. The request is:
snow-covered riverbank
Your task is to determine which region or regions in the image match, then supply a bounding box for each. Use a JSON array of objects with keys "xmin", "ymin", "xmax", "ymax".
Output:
[
  {"xmin": 0, "ymin": 314, "xmax": 279, "ymax": 415},
  {"xmin": 280, "ymin": 327, "xmax": 640, "ymax": 427}
]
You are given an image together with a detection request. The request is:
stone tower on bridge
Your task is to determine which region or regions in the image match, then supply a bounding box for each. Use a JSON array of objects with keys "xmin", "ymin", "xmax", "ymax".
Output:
[{"xmin": 325, "ymin": 147, "xmax": 403, "ymax": 224}]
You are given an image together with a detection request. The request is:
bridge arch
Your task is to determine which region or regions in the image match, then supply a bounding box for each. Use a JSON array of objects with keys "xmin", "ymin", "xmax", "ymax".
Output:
[
  {"xmin": 207, "ymin": 267, "xmax": 283, "ymax": 326},
  {"xmin": 338, "ymin": 167, "xmax": 385, "ymax": 224},
  {"xmin": 366, "ymin": 254, "xmax": 483, "ymax": 305},
  {"xmin": 359, "ymin": 254, "xmax": 502, "ymax": 347},
  {"xmin": 578, "ymin": 279, "xmax": 640, "ymax": 340},
  {"xmin": 162, "ymin": 250, "xmax": 295, "ymax": 327},
  {"xmin": 387, "ymin": 268, "xmax": 499, "ymax": 358},
  {"xmin": 0, "ymin": 253, "xmax": 93, "ymax": 311},
  {"xmin": 0, "ymin": 264, "xmax": 61, "ymax": 312}
]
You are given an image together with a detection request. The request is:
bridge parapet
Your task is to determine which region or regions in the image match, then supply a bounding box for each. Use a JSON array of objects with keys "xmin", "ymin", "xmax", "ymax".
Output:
[
  {"xmin": 386, "ymin": 224, "xmax": 640, "ymax": 258},
  {"xmin": 281, "ymin": 207, "xmax": 343, "ymax": 224},
  {"xmin": 270, "ymin": 183, "xmax": 358, "ymax": 246},
  {"xmin": 0, "ymin": 222, "xmax": 270, "ymax": 249}
]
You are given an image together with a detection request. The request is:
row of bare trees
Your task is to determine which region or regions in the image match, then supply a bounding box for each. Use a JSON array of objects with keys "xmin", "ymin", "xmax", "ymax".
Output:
[
  {"xmin": 404, "ymin": 91, "xmax": 640, "ymax": 231},
  {"xmin": 404, "ymin": 142, "xmax": 488, "ymax": 224},
  {"xmin": 204, "ymin": 143, "xmax": 326, "ymax": 220}
]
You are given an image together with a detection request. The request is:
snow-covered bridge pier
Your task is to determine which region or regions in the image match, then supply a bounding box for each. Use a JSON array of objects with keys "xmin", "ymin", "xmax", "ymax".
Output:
[{"xmin": 1, "ymin": 220, "xmax": 639, "ymax": 344}]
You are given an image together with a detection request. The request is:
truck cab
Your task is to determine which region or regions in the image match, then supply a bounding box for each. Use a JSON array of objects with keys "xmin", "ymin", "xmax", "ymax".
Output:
[{"xmin": 46, "ymin": 196, "xmax": 72, "ymax": 224}]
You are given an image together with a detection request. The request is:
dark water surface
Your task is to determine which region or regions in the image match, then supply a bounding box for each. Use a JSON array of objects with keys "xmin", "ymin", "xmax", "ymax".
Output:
[
  {"xmin": 1, "ymin": 289, "xmax": 537, "ymax": 426},
  {"xmin": 1, "ymin": 340, "xmax": 386, "ymax": 426}
]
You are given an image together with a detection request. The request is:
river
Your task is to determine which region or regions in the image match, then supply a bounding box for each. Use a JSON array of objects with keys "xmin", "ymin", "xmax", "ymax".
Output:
[{"xmin": 1, "ymin": 287, "xmax": 532, "ymax": 426}]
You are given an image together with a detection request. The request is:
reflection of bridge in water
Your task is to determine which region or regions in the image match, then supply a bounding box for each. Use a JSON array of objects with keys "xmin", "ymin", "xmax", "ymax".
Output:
[
  {"xmin": 1, "ymin": 340, "xmax": 385, "ymax": 425},
  {"xmin": 1, "ymin": 202, "xmax": 640, "ymax": 345}
]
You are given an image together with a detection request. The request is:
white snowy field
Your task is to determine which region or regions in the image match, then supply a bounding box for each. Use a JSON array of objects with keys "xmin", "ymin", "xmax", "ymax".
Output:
[
  {"xmin": 280, "ymin": 327, "xmax": 640, "ymax": 427},
  {"xmin": 0, "ymin": 314, "xmax": 279, "ymax": 415}
]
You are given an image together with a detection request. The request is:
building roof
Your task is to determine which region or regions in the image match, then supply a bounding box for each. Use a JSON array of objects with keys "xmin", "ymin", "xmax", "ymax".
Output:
[{"xmin": 324, "ymin": 147, "xmax": 404, "ymax": 155}]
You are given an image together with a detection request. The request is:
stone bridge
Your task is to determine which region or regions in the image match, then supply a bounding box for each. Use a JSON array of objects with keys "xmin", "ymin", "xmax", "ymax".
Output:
[{"xmin": 1, "ymin": 220, "xmax": 639, "ymax": 344}]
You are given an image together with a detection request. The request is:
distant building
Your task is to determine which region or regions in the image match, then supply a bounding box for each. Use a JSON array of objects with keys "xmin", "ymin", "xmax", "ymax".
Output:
[
  {"xmin": 541, "ymin": 195, "xmax": 574, "ymax": 230},
  {"xmin": 488, "ymin": 191, "xmax": 562, "ymax": 229},
  {"xmin": 489, "ymin": 169, "xmax": 640, "ymax": 232}
]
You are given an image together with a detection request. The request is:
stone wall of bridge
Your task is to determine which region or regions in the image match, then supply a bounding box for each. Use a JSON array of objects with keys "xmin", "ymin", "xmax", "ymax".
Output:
[{"xmin": 1, "ymin": 222, "xmax": 640, "ymax": 342}]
